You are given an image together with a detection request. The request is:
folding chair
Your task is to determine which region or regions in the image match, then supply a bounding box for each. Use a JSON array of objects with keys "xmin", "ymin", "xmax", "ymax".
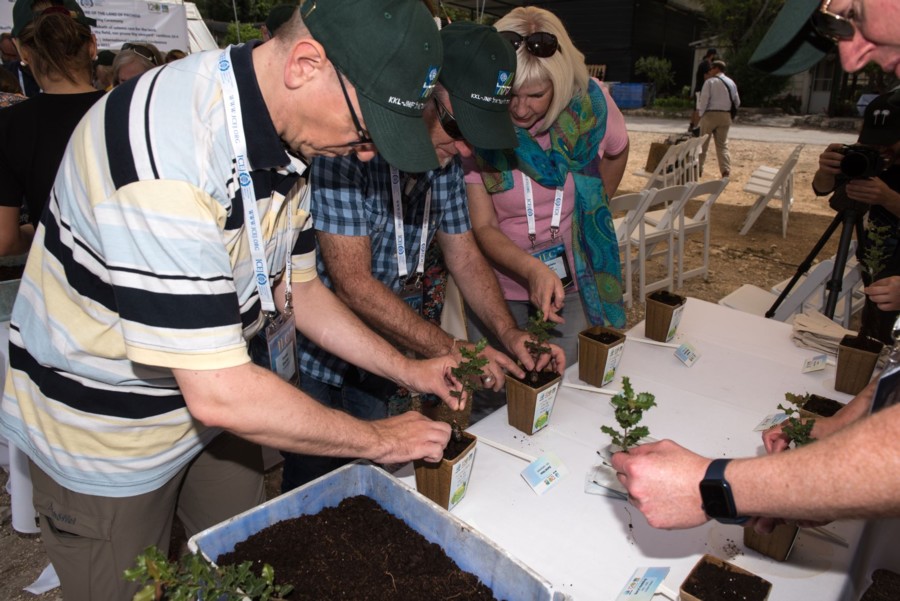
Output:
[
  {"xmin": 681, "ymin": 135, "xmax": 709, "ymax": 184},
  {"xmin": 718, "ymin": 259, "xmax": 842, "ymax": 322},
  {"xmin": 644, "ymin": 178, "xmax": 730, "ymax": 287},
  {"xmin": 633, "ymin": 140, "xmax": 690, "ymax": 190},
  {"xmin": 610, "ymin": 189, "xmax": 654, "ymax": 308},
  {"xmin": 631, "ymin": 184, "xmax": 694, "ymax": 302},
  {"xmin": 739, "ymin": 144, "xmax": 804, "ymax": 238}
]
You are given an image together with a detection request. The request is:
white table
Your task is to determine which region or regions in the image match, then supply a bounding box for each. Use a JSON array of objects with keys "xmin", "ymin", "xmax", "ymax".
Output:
[{"xmin": 400, "ymin": 298, "xmax": 868, "ymax": 600}]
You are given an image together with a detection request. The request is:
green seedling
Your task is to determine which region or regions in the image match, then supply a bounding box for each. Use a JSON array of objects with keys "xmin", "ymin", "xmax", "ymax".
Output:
[
  {"xmin": 601, "ymin": 376, "xmax": 656, "ymax": 452},
  {"xmin": 779, "ymin": 392, "xmax": 816, "ymax": 447},
  {"xmin": 450, "ymin": 338, "xmax": 489, "ymax": 408},
  {"xmin": 524, "ymin": 310, "xmax": 555, "ymax": 385}
]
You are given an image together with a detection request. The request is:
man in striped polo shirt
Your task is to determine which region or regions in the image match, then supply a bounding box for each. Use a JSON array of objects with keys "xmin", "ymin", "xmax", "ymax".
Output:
[{"xmin": 0, "ymin": 0, "xmax": 463, "ymax": 598}]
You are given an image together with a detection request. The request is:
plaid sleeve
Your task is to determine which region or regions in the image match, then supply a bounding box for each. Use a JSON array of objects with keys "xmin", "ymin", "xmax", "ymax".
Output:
[
  {"xmin": 434, "ymin": 159, "xmax": 471, "ymax": 234},
  {"xmin": 309, "ymin": 155, "xmax": 370, "ymax": 236}
]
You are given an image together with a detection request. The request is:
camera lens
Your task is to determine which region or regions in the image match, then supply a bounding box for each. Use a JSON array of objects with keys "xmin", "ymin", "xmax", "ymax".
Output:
[{"xmin": 840, "ymin": 152, "xmax": 871, "ymax": 178}]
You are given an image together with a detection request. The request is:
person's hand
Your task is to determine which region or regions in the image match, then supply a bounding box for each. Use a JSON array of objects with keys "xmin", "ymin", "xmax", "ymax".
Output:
[
  {"xmin": 398, "ymin": 355, "xmax": 463, "ymax": 410},
  {"xmin": 610, "ymin": 439, "xmax": 711, "ymax": 529},
  {"xmin": 817, "ymin": 143, "xmax": 846, "ymax": 176},
  {"xmin": 846, "ymin": 177, "xmax": 900, "ymax": 207},
  {"xmin": 526, "ymin": 263, "xmax": 566, "ymax": 324},
  {"xmin": 368, "ymin": 411, "xmax": 451, "ymax": 464},
  {"xmin": 475, "ymin": 343, "xmax": 524, "ymax": 392},
  {"xmin": 499, "ymin": 328, "xmax": 568, "ymax": 377},
  {"xmin": 866, "ymin": 276, "xmax": 900, "ymax": 310}
]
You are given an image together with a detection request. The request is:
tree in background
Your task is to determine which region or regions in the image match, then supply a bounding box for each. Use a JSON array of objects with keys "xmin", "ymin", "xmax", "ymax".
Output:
[
  {"xmin": 699, "ymin": 0, "xmax": 789, "ymax": 107},
  {"xmin": 635, "ymin": 56, "xmax": 675, "ymax": 98}
]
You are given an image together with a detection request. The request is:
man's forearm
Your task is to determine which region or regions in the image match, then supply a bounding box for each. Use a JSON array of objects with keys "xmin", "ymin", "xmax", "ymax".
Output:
[{"xmin": 731, "ymin": 403, "xmax": 900, "ymax": 522}]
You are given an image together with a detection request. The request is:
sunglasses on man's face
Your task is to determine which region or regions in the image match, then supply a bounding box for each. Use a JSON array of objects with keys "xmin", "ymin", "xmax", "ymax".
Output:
[
  {"xmin": 433, "ymin": 97, "xmax": 465, "ymax": 141},
  {"xmin": 810, "ymin": 0, "xmax": 857, "ymax": 42},
  {"xmin": 333, "ymin": 65, "xmax": 374, "ymax": 148},
  {"xmin": 122, "ymin": 43, "xmax": 159, "ymax": 66},
  {"xmin": 499, "ymin": 31, "xmax": 559, "ymax": 58}
]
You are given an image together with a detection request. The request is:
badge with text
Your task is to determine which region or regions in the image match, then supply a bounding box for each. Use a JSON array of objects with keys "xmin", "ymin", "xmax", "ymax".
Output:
[
  {"xmin": 675, "ymin": 342, "xmax": 700, "ymax": 367},
  {"xmin": 265, "ymin": 312, "xmax": 298, "ymax": 384},
  {"xmin": 801, "ymin": 354, "xmax": 828, "ymax": 373},
  {"xmin": 614, "ymin": 567, "xmax": 671, "ymax": 601},
  {"xmin": 521, "ymin": 452, "xmax": 568, "ymax": 495},
  {"xmin": 398, "ymin": 280, "xmax": 423, "ymax": 315},
  {"xmin": 531, "ymin": 242, "xmax": 573, "ymax": 289}
]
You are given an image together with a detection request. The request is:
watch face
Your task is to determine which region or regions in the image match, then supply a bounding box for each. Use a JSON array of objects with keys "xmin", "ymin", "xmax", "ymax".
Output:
[{"xmin": 700, "ymin": 480, "xmax": 732, "ymax": 518}]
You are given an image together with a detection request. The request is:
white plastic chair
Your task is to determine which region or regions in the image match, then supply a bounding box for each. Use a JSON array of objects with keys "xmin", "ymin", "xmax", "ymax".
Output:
[
  {"xmin": 645, "ymin": 178, "xmax": 730, "ymax": 287},
  {"xmin": 631, "ymin": 184, "xmax": 695, "ymax": 302},
  {"xmin": 740, "ymin": 144, "xmax": 804, "ymax": 238},
  {"xmin": 610, "ymin": 190, "xmax": 654, "ymax": 308},
  {"xmin": 633, "ymin": 140, "xmax": 691, "ymax": 190}
]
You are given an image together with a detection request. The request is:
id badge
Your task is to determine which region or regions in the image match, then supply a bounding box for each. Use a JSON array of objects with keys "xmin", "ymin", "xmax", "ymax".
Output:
[
  {"xmin": 398, "ymin": 280, "xmax": 424, "ymax": 316},
  {"xmin": 531, "ymin": 241, "xmax": 573, "ymax": 289},
  {"xmin": 265, "ymin": 312, "xmax": 299, "ymax": 384}
]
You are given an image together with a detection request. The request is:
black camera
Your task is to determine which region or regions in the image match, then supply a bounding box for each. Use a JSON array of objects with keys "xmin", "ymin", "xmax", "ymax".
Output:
[{"xmin": 840, "ymin": 144, "xmax": 888, "ymax": 179}]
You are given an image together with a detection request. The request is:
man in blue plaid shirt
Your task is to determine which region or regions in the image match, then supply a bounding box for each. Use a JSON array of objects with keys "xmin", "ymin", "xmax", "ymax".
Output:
[{"xmin": 289, "ymin": 22, "xmax": 566, "ymax": 490}]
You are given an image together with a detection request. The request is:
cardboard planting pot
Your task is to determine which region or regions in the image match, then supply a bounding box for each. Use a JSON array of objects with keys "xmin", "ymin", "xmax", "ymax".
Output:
[
  {"xmin": 505, "ymin": 372, "xmax": 561, "ymax": 435},
  {"xmin": 835, "ymin": 334, "xmax": 883, "ymax": 395},
  {"xmin": 644, "ymin": 291, "xmax": 686, "ymax": 342},
  {"xmin": 414, "ymin": 432, "xmax": 477, "ymax": 511},
  {"xmin": 743, "ymin": 523, "xmax": 800, "ymax": 562},
  {"xmin": 578, "ymin": 326, "xmax": 625, "ymax": 388},
  {"xmin": 681, "ymin": 554, "xmax": 772, "ymax": 601}
]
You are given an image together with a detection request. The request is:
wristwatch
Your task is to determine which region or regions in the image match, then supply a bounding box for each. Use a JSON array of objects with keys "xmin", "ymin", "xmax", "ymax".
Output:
[{"xmin": 699, "ymin": 458, "xmax": 749, "ymax": 524}]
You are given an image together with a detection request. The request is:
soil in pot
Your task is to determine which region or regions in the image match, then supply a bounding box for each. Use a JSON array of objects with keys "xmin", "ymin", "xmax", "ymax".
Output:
[
  {"xmin": 217, "ymin": 495, "xmax": 499, "ymax": 601},
  {"xmin": 861, "ymin": 568, "xmax": 900, "ymax": 601},
  {"xmin": 802, "ymin": 394, "xmax": 845, "ymax": 417},
  {"xmin": 682, "ymin": 556, "xmax": 771, "ymax": 601},
  {"xmin": 509, "ymin": 370, "xmax": 561, "ymax": 389},
  {"xmin": 443, "ymin": 434, "xmax": 474, "ymax": 460},
  {"xmin": 649, "ymin": 290, "xmax": 684, "ymax": 307},
  {"xmin": 582, "ymin": 330, "xmax": 621, "ymax": 345},
  {"xmin": 841, "ymin": 334, "xmax": 885, "ymax": 354}
]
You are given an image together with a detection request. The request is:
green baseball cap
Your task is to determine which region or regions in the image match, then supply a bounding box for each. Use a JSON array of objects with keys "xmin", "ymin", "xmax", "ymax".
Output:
[
  {"xmin": 304, "ymin": 0, "xmax": 442, "ymax": 173},
  {"xmin": 265, "ymin": 4, "xmax": 296, "ymax": 37},
  {"xmin": 749, "ymin": 0, "xmax": 832, "ymax": 76},
  {"xmin": 12, "ymin": 0, "xmax": 97, "ymax": 37},
  {"xmin": 440, "ymin": 21, "xmax": 517, "ymax": 150}
]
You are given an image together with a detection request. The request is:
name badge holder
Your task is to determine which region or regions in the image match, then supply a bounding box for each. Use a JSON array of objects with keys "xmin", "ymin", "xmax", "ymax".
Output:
[
  {"xmin": 523, "ymin": 174, "xmax": 573, "ymax": 289},
  {"xmin": 391, "ymin": 166, "xmax": 431, "ymax": 315},
  {"xmin": 219, "ymin": 48, "xmax": 298, "ymax": 383}
]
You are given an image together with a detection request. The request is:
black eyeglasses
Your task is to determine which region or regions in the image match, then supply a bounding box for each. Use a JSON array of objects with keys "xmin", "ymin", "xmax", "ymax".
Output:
[
  {"xmin": 122, "ymin": 43, "xmax": 159, "ymax": 66},
  {"xmin": 810, "ymin": 0, "xmax": 857, "ymax": 42},
  {"xmin": 333, "ymin": 65, "xmax": 374, "ymax": 147},
  {"xmin": 499, "ymin": 31, "xmax": 559, "ymax": 58},
  {"xmin": 433, "ymin": 97, "xmax": 464, "ymax": 141}
]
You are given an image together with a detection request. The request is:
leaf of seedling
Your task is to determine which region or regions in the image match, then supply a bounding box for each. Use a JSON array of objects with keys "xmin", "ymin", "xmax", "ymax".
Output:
[
  {"xmin": 603, "ymin": 376, "xmax": 656, "ymax": 452},
  {"xmin": 450, "ymin": 338, "xmax": 488, "ymax": 406}
]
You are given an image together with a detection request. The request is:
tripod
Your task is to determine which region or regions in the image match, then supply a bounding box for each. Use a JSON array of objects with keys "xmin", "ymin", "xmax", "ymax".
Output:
[{"xmin": 767, "ymin": 189, "xmax": 866, "ymax": 320}]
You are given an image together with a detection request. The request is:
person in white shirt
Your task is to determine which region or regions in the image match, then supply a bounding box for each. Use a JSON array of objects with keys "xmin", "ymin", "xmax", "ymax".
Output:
[{"xmin": 697, "ymin": 59, "xmax": 740, "ymax": 178}]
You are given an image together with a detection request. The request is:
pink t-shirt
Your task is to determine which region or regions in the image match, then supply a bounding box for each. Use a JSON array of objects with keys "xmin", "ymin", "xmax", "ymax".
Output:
[{"xmin": 464, "ymin": 80, "xmax": 628, "ymax": 302}]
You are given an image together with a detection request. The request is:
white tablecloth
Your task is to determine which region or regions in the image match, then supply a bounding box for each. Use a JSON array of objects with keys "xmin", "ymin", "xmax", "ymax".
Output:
[{"xmin": 400, "ymin": 298, "xmax": 870, "ymax": 600}]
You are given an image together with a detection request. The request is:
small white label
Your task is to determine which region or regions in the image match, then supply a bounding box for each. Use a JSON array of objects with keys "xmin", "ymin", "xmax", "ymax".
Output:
[
  {"xmin": 802, "ymin": 354, "xmax": 828, "ymax": 373},
  {"xmin": 666, "ymin": 303, "xmax": 686, "ymax": 342},
  {"xmin": 754, "ymin": 413, "xmax": 789, "ymax": 431},
  {"xmin": 675, "ymin": 342, "xmax": 700, "ymax": 367},
  {"xmin": 530, "ymin": 381, "xmax": 560, "ymax": 433},
  {"xmin": 521, "ymin": 452, "xmax": 567, "ymax": 495},
  {"xmin": 615, "ymin": 567, "xmax": 671, "ymax": 601},
  {"xmin": 448, "ymin": 445, "xmax": 477, "ymax": 510},
  {"xmin": 602, "ymin": 343, "xmax": 625, "ymax": 386}
]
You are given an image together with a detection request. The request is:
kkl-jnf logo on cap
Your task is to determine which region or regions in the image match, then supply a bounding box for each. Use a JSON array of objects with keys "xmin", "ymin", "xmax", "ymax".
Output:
[
  {"xmin": 419, "ymin": 66, "xmax": 439, "ymax": 99},
  {"xmin": 495, "ymin": 71, "xmax": 514, "ymax": 96}
]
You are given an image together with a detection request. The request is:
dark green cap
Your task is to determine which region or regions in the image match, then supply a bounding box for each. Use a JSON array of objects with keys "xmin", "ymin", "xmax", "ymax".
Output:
[
  {"xmin": 749, "ymin": 0, "xmax": 832, "ymax": 75},
  {"xmin": 304, "ymin": 0, "xmax": 442, "ymax": 173},
  {"xmin": 265, "ymin": 4, "xmax": 296, "ymax": 37},
  {"xmin": 440, "ymin": 21, "xmax": 517, "ymax": 150},
  {"xmin": 12, "ymin": 0, "xmax": 97, "ymax": 37}
]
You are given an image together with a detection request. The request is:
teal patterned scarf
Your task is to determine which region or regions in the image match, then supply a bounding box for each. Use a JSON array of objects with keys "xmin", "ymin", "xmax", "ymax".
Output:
[{"xmin": 475, "ymin": 79, "xmax": 625, "ymax": 328}]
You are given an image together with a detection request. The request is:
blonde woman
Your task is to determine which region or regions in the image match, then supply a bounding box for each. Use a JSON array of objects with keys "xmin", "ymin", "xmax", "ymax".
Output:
[{"xmin": 464, "ymin": 6, "xmax": 629, "ymax": 364}]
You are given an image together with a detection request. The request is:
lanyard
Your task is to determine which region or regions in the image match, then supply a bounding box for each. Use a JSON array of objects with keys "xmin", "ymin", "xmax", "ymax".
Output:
[
  {"xmin": 217, "ymin": 48, "xmax": 286, "ymax": 314},
  {"xmin": 522, "ymin": 173, "xmax": 563, "ymax": 248},
  {"xmin": 390, "ymin": 167, "xmax": 431, "ymax": 281}
]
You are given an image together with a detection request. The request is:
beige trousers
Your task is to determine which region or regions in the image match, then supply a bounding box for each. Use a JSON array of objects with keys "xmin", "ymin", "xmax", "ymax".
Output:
[{"xmin": 699, "ymin": 111, "xmax": 732, "ymax": 176}]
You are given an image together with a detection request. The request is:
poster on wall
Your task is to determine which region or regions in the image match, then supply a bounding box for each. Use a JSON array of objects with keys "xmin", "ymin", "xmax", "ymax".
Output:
[{"xmin": 0, "ymin": 0, "xmax": 189, "ymax": 53}]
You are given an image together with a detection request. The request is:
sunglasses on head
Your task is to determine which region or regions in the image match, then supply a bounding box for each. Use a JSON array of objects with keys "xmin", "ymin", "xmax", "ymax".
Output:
[
  {"xmin": 433, "ymin": 97, "xmax": 464, "ymax": 141},
  {"xmin": 499, "ymin": 31, "xmax": 559, "ymax": 58},
  {"xmin": 810, "ymin": 0, "xmax": 856, "ymax": 42},
  {"xmin": 123, "ymin": 43, "xmax": 159, "ymax": 66}
]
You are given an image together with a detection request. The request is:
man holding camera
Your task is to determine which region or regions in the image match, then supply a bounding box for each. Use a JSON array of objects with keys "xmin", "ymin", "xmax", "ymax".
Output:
[{"xmin": 812, "ymin": 91, "xmax": 900, "ymax": 344}]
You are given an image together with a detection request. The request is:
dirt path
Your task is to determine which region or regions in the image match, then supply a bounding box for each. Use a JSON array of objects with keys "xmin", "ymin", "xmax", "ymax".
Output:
[{"xmin": 0, "ymin": 122, "xmax": 854, "ymax": 601}]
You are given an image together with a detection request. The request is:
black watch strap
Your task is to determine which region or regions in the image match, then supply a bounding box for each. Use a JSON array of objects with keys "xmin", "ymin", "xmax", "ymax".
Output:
[{"xmin": 700, "ymin": 458, "xmax": 749, "ymax": 525}]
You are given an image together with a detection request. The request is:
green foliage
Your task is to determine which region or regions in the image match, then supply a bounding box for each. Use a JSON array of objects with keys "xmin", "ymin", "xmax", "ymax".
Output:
[
  {"xmin": 193, "ymin": 0, "xmax": 271, "ymax": 25},
  {"xmin": 451, "ymin": 338, "xmax": 489, "ymax": 405},
  {"xmin": 635, "ymin": 56, "xmax": 675, "ymax": 96},
  {"xmin": 863, "ymin": 222, "xmax": 893, "ymax": 278},
  {"xmin": 223, "ymin": 22, "xmax": 264, "ymax": 46},
  {"xmin": 652, "ymin": 95, "xmax": 695, "ymax": 110},
  {"xmin": 779, "ymin": 393, "xmax": 816, "ymax": 447},
  {"xmin": 600, "ymin": 377, "xmax": 656, "ymax": 452},
  {"xmin": 524, "ymin": 310, "xmax": 554, "ymax": 363},
  {"xmin": 125, "ymin": 546, "xmax": 293, "ymax": 601}
]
